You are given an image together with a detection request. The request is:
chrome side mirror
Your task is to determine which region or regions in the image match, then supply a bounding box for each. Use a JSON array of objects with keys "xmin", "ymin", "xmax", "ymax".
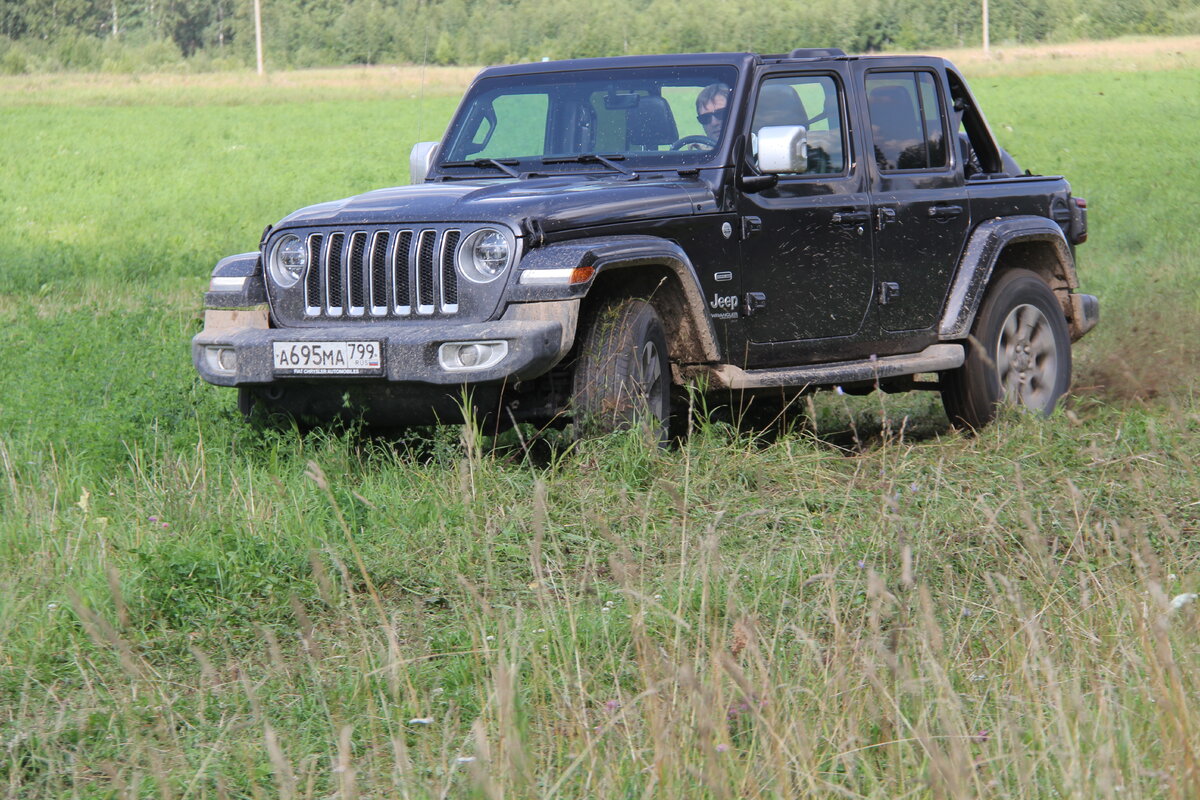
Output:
[
  {"xmin": 757, "ymin": 125, "xmax": 808, "ymax": 174},
  {"xmin": 409, "ymin": 142, "xmax": 440, "ymax": 184}
]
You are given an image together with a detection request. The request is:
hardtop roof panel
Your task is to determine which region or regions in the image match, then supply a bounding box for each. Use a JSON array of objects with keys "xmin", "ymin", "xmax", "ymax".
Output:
[
  {"xmin": 477, "ymin": 52, "xmax": 759, "ymax": 78},
  {"xmin": 476, "ymin": 51, "xmax": 954, "ymax": 80}
]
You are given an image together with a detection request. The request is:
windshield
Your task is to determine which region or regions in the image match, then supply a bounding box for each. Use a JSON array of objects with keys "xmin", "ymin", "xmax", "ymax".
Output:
[{"xmin": 439, "ymin": 65, "xmax": 739, "ymax": 175}]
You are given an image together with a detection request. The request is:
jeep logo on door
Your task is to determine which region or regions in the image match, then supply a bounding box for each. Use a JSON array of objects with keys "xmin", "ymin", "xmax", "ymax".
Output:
[
  {"xmin": 710, "ymin": 292, "xmax": 738, "ymax": 320},
  {"xmin": 710, "ymin": 293, "xmax": 737, "ymax": 311}
]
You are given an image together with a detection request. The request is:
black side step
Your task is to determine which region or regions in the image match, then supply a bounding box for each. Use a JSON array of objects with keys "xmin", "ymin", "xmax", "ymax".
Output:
[{"xmin": 704, "ymin": 344, "xmax": 964, "ymax": 391}]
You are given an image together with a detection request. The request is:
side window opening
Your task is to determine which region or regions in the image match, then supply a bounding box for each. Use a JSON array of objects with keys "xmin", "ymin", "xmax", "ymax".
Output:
[
  {"xmin": 946, "ymin": 68, "xmax": 1004, "ymax": 176},
  {"xmin": 866, "ymin": 71, "xmax": 947, "ymax": 172},
  {"xmin": 917, "ymin": 73, "xmax": 946, "ymax": 167},
  {"xmin": 750, "ymin": 75, "xmax": 845, "ymax": 175}
]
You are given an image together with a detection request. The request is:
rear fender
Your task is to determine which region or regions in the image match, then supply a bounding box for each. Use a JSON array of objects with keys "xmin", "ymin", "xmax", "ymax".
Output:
[{"xmin": 939, "ymin": 216, "xmax": 1079, "ymax": 340}]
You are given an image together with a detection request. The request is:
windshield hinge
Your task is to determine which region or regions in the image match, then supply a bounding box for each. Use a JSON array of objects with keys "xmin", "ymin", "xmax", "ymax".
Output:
[
  {"xmin": 523, "ymin": 217, "xmax": 545, "ymax": 248},
  {"xmin": 741, "ymin": 216, "xmax": 762, "ymax": 240}
]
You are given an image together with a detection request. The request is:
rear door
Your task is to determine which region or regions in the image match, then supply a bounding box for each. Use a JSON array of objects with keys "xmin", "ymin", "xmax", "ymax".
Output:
[{"xmin": 859, "ymin": 65, "xmax": 970, "ymax": 332}]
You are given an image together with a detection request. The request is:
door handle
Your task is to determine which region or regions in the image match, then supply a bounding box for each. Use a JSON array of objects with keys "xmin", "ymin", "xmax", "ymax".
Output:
[
  {"xmin": 831, "ymin": 210, "xmax": 870, "ymax": 225},
  {"xmin": 928, "ymin": 204, "xmax": 963, "ymax": 218},
  {"xmin": 742, "ymin": 292, "xmax": 767, "ymax": 317}
]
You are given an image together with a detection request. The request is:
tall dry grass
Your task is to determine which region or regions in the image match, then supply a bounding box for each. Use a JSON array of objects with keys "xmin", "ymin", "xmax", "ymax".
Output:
[{"xmin": 4, "ymin": 393, "xmax": 1198, "ymax": 797}]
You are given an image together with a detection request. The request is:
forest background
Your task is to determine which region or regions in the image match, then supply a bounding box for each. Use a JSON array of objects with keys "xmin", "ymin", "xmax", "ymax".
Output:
[{"xmin": 3, "ymin": 0, "xmax": 1200, "ymax": 74}]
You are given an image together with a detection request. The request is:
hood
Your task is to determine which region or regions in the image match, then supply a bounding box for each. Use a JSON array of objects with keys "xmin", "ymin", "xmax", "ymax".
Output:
[{"xmin": 274, "ymin": 173, "xmax": 717, "ymax": 235}]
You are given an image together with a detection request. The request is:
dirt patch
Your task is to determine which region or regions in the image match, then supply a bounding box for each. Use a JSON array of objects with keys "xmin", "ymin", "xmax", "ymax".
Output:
[{"xmin": 1074, "ymin": 299, "xmax": 1200, "ymax": 402}]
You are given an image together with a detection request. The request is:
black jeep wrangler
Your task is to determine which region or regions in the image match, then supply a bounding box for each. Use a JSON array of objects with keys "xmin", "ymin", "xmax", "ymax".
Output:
[{"xmin": 193, "ymin": 48, "xmax": 1097, "ymax": 437}]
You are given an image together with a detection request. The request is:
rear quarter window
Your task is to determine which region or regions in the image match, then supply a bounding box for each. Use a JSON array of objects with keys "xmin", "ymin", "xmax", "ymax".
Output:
[{"xmin": 865, "ymin": 71, "xmax": 947, "ymax": 171}]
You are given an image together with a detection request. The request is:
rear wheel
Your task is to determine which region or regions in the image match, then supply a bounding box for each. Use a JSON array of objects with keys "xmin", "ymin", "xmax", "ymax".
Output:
[
  {"xmin": 572, "ymin": 299, "xmax": 671, "ymax": 444},
  {"xmin": 941, "ymin": 268, "xmax": 1071, "ymax": 429}
]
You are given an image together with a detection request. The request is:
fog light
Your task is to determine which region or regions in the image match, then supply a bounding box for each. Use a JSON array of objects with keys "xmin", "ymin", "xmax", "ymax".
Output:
[
  {"xmin": 438, "ymin": 340, "xmax": 508, "ymax": 372},
  {"xmin": 205, "ymin": 345, "xmax": 238, "ymax": 375},
  {"xmin": 459, "ymin": 344, "xmax": 485, "ymax": 367}
]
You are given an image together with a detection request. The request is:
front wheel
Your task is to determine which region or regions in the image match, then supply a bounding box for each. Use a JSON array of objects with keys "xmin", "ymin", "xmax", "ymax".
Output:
[
  {"xmin": 572, "ymin": 299, "xmax": 671, "ymax": 444},
  {"xmin": 941, "ymin": 268, "xmax": 1072, "ymax": 429}
]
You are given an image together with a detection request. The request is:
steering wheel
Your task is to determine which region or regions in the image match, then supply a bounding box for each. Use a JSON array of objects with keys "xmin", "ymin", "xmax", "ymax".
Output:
[{"xmin": 670, "ymin": 135, "xmax": 717, "ymax": 151}]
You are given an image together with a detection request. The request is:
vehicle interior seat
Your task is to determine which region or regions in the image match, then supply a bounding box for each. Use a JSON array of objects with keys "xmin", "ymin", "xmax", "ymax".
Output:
[
  {"xmin": 867, "ymin": 85, "xmax": 924, "ymax": 170},
  {"xmin": 752, "ymin": 83, "xmax": 809, "ymax": 132},
  {"xmin": 558, "ymin": 101, "xmax": 597, "ymax": 153},
  {"xmin": 627, "ymin": 96, "xmax": 679, "ymax": 149}
]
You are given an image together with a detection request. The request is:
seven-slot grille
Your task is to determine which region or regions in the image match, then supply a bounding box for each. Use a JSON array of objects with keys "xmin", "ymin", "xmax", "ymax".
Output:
[{"xmin": 300, "ymin": 228, "xmax": 461, "ymax": 318}]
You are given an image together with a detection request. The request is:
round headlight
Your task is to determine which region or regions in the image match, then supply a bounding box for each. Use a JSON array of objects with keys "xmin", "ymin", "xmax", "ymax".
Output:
[
  {"xmin": 458, "ymin": 228, "xmax": 512, "ymax": 283},
  {"xmin": 269, "ymin": 234, "xmax": 308, "ymax": 288}
]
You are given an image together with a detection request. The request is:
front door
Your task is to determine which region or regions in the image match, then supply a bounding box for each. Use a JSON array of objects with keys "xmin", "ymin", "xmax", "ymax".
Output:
[
  {"xmin": 738, "ymin": 71, "xmax": 874, "ymax": 352},
  {"xmin": 861, "ymin": 68, "xmax": 970, "ymax": 332}
]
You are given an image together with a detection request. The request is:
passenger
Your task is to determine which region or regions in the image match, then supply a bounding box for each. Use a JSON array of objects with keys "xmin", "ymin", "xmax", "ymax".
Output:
[{"xmin": 695, "ymin": 83, "xmax": 732, "ymax": 140}]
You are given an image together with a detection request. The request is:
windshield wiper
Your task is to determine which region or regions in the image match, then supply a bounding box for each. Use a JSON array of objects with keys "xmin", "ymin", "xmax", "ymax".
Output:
[
  {"xmin": 542, "ymin": 153, "xmax": 636, "ymax": 178},
  {"xmin": 440, "ymin": 158, "xmax": 521, "ymax": 178}
]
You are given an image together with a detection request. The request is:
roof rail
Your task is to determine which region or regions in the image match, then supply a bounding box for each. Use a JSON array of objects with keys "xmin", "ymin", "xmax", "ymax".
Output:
[{"xmin": 788, "ymin": 48, "xmax": 847, "ymax": 58}]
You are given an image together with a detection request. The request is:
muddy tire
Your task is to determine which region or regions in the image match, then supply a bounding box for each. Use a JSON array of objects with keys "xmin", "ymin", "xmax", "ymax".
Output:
[
  {"xmin": 941, "ymin": 268, "xmax": 1072, "ymax": 429},
  {"xmin": 572, "ymin": 299, "xmax": 671, "ymax": 444}
]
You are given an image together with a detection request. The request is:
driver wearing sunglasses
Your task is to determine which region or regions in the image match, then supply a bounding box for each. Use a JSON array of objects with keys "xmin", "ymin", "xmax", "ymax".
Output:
[{"xmin": 695, "ymin": 83, "xmax": 732, "ymax": 141}]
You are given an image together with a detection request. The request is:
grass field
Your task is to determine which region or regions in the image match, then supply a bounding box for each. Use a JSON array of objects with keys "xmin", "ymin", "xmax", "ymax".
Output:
[{"xmin": 1, "ymin": 38, "xmax": 1198, "ymax": 798}]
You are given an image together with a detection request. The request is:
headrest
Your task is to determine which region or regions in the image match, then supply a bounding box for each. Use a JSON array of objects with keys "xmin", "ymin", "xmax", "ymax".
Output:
[
  {"xmin": 628, "ymin": 95, "xmax": 679, "ymax": 146},
  {"xmin": 753, "ymin": 84, "xmax": 809, "ymax": 131}
]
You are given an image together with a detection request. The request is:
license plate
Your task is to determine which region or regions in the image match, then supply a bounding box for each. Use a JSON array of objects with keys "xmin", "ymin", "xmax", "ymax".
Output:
[{"xmin": 273, "ymin": 341, "xmax": 382, "ymax": 375}]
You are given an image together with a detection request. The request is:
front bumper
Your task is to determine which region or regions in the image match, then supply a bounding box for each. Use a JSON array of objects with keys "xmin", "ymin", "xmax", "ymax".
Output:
[{"xmin": 192, "ymin": 317, "xmax": 564, "ymax": 388}]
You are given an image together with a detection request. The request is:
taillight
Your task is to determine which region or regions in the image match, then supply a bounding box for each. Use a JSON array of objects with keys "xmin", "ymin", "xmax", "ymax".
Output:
[{"xmin": 1071, "ymin": 197, "xmax": 1088, "ymax": 244}]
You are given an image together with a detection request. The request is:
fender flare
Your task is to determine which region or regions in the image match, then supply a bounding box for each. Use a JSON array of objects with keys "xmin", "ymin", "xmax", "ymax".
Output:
[
  {"xmin": 509, "ymin": 235, "xmax": 721, "ymax": 362},
  {"xmin": 938, "ymin": 216, "xmax": 1078, "ymax": 340}
]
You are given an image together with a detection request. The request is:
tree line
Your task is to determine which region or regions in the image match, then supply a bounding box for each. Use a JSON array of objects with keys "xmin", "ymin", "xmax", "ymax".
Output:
[{"xmin": 2, "ymin": 0, "xmax": 1198, "ymax": 74}]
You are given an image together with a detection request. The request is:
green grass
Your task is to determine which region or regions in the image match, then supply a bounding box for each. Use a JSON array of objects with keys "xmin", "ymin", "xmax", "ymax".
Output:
[
  {"xmin": 0, "ymin": 96, "xmax": 461, "ymax": 295},
  {"xmin": 1, "ymin": 50, "xmax": 1199, "ymax": 798}
]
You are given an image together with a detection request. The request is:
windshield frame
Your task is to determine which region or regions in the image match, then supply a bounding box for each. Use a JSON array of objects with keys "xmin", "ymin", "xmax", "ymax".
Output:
[{"xmin": 432, "ymin": 62, "xmax": 746, "ymax": 179}]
